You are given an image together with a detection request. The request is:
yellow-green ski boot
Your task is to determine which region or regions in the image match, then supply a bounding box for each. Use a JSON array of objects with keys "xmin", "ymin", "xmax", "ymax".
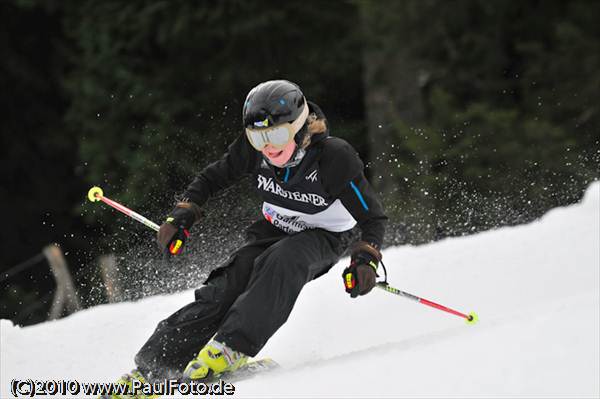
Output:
[
  {"xmin": 99, "ymin": 369, "xmax": 158, "ymax": 399},
  {"xmin": 183, "ymin": 339, "xmax": 248, "ymax": 380}
]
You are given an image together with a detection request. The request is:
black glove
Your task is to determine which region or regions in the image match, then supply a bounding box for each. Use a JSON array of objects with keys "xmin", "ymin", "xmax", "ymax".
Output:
[
  {"xmin": 342, "ymin": 241, "xmax": 382, "ymax": 298},
  {"xmin": 157, "ymin": 202, "xmax": 201, "ymax": 256}
]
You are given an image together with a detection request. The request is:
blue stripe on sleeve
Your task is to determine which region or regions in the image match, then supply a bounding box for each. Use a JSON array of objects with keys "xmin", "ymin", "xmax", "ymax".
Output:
[{"xmin": 350, "ymin": 181, "xmax": 369, "ymax": 211}]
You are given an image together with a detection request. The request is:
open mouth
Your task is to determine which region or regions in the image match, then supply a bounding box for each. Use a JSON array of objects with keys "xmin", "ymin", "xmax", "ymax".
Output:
[{"xmin": 266, "ymin": 149, "xmax": 284, "ymax": 158}]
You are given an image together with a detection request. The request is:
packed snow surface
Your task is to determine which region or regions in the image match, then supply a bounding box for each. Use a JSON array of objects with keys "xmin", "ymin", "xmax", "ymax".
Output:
[{"xmin": 2, "ymin": 183, "xmax": 599, "ymax": 398}]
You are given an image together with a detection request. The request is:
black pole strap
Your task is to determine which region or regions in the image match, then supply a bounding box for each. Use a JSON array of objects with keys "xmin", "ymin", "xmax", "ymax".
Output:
[{"xmin": 378, "ymin": 259, "xmax": 389, "ymax": 285}]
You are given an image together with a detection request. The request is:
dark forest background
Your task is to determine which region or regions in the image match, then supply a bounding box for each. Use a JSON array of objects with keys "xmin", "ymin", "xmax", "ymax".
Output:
[{"xmin": 1, "ymin": 0, "xmax": 598, "ymax": 326}]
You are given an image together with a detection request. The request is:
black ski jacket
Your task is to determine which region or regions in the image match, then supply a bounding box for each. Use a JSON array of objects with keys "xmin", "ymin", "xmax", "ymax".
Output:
[{"xmin": 182, "ymin": 102, "xmax": 387, "ymax": 248}]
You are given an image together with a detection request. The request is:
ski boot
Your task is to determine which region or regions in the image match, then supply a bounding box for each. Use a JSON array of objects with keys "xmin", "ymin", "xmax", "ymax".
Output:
[
  {"xmin": 98, "ymin": 369, "xmax": 158, "ymax": 399},
  {"xmin": 183, "ymin": 339, "xmax": 248, "ymax": 380}
]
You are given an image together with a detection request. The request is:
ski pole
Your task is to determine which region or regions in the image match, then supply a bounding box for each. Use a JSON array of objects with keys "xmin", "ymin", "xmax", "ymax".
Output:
[
  {"xmin": 376, "ymin": 282, "xmax": 478, "ymax": 324},
  {"xmin": 375, "ymin": 260, "xmax": 478, "ymax": 324},
  {"xmin": 87, "ymin": 186, "xmax": 160, "ymax": 232}
]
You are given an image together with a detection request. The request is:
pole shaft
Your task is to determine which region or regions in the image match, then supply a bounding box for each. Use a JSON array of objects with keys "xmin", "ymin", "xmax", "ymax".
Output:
[
  {"xmin": 418, "ymin": 297, "xmax": 470, "ymax": 319},
  {"xmin": 377, "ymin": 283, "xmax": 470, "ymax": 320},
  {"xmin": 100, "ymin": 196, "xmax": 160, "ymax": 231}
]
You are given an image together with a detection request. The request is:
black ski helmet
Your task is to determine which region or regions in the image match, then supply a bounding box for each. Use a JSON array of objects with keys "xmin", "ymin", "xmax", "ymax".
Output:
[{"xmin": 243, "ymin": 80, "xmax": 308, "ymax": 144}]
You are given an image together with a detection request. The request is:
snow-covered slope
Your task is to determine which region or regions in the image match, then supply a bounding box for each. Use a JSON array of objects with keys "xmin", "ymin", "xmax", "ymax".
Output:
[{"xmin": 2, "ymin": 183, "xmax": 599, "ymax": 398}]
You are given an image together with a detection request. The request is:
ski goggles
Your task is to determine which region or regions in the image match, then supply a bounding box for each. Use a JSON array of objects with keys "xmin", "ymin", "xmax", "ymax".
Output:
[{"xmin": 245, "ymin": 101, "xmax": 309, "ymax": 151}]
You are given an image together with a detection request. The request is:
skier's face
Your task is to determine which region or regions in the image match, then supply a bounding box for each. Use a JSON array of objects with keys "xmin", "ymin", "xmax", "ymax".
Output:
[{"xmin": 261, "ymin": 140, "xmax": 297, "ymax": 167}]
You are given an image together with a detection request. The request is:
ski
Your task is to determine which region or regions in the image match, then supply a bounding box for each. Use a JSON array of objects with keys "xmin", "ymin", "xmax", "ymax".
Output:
[
  {"xmin": 98, "ymin": 359, "xmax": 279, "ymax": 398},
  {"xmin": 210, "ymin": 358, "xmax": 280, "ymax": 383}
]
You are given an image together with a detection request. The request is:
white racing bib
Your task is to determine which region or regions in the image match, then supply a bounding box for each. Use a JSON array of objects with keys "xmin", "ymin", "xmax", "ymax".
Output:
[{"xmin": 262, "ymin": 200, "xmax": 356, "ymax": 234}]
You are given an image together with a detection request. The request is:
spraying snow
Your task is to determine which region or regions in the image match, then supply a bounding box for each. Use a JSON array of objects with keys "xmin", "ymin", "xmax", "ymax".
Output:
[{"xmin": 2, "ymin": 183, "xmax": 598, "ymax": 398}]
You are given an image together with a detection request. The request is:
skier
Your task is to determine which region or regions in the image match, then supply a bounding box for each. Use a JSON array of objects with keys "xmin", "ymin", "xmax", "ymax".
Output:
[{"xmin": 128, "ymin": 80, "xmax": 387, "ymax": 386}]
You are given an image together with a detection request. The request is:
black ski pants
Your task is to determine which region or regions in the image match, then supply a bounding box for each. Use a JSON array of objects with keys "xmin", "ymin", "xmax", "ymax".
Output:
[{"xmin": 135, "ymin": 220, "xmax": 350, "ymax": 380}]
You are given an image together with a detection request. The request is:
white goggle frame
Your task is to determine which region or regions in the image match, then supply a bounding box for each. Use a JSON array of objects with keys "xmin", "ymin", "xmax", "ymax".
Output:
[{"xmin": 245, "ymin": 101, "xmax": 309, "ymax": 150}]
